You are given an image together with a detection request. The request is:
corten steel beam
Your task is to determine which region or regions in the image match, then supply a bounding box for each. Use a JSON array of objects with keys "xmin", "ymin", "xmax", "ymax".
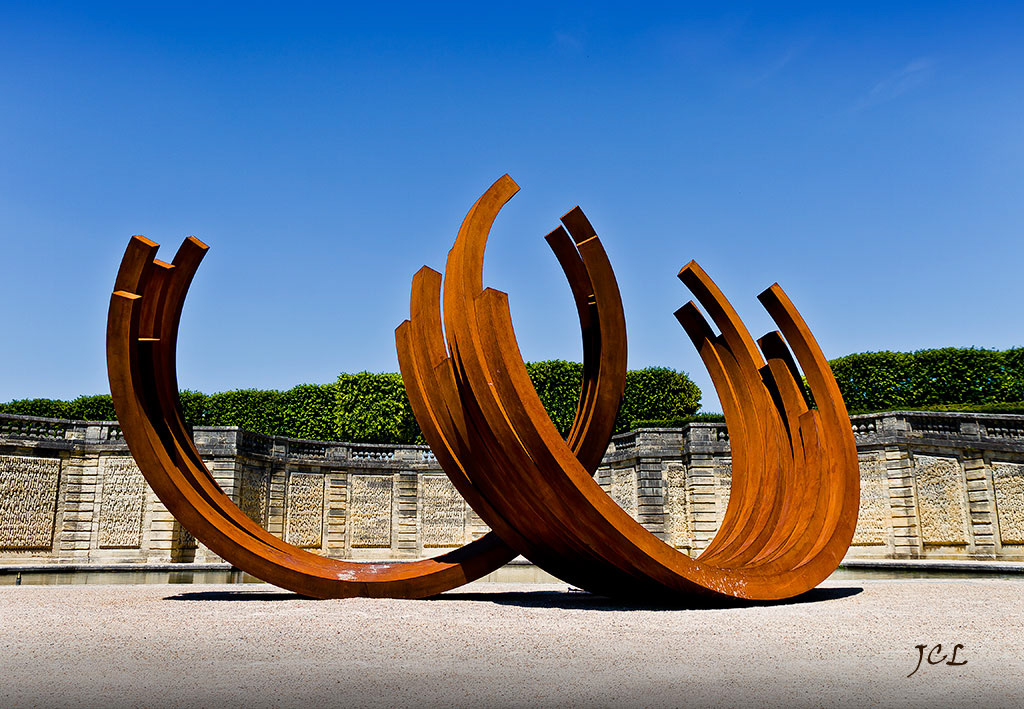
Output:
[
  {"xmin": 106, "ymin": 185, "xmax": 626, "ymax": 598},
  {"xmin": 106, "ymin": 174, "xmax": 859, "ymax": 602},
  {"xmin": 410, "ymin": 175, "xmax": 859, "ymax": 601}
]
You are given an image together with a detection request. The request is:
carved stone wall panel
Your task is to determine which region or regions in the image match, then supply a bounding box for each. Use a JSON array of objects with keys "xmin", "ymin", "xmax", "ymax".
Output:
[
  {"xmin": 349, "ymin": 475, "xmax": 393, "ymax": 548},
  {"xmin": 665, "ymin": 463, "xmax": 692, "ymax": 551},
  {"xmin": 10, "ymin": 411, "xmax": 1024, "ymax": 566},
  {"xmin": 176, "ymin": 522, "xmax": 198, "ymax": 550},
  {"xmin": 238, "ymin": 466, "xmax": 268, "ymax": 526},
  {"xmin": 98, "ymin": 456, "xmax": 146, "ymax": 549},
  {"xmin": 419, "ymin": 475, "xmax": 465, "ymax": 548},
  {"xmin": 610, "ymin": 467, "xmax": 638, "ymax": 519},
  {"xmin": 285, "ymin": 473, "xmax": 324, "ymax": 549},
  {"xmin": 0, "ymin": 454, "xmax": 61, "ymax": 549},
  {"xmin": 914, "ymin": 455, "xmax": 968, "ymax": 545},
  {"xmin": 853, "ymin": 452, "xmax": 889, "ymax": 546},
  {"xmin": 992, "ymin": 462, "xmax": 1024, "ymax": 545},
  {"xmin": 715, "ymin": 461, "xmax": 732, "ymax": 527}
]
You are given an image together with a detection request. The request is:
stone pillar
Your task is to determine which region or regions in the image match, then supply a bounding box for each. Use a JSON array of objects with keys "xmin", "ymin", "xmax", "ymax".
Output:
[
  {"xmin": 266, "ymin": 467, "xmax": 288, "ymax": 539},
  {"xmin": 146, "ymin": 490, "xmax": 177, "ymax": 563},
  {"xmin": 636, "ymin": 456, "xmax": 666, "ymax": 540},
  {"xmin": 396, "ymin": 471, "xmax": 418, "ymax": 558},
  {"xmin": 325, "ymin": 471, "xmax": 348, "ymax": 558},
  {"xmin": 884, "ymin": 443, "xmax": 921, "ymax": 558},
  {"xmin": 58, "ymin": 452, "xmax": 99, "ymax": 562},
  {"xmin": 685, "ymin": 453, "xmax": 719, "ymax": 555},
  {"xmin": 964, "ymin": 453, "xmax": 998, "ymax": 558}
]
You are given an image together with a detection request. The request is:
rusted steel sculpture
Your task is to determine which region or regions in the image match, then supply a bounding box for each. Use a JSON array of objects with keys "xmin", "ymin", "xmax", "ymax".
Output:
[
  {"xmin": 107, "ymin": 174, "xmax": 859, "ymax": 601},
  {"xmin": 105, "ymin": 184, "xmax": 623, "ymax": 599}
]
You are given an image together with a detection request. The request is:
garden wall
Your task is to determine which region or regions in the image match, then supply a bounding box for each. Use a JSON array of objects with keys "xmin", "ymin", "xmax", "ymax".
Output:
[{"xmin": 2, "ymin": 410, "xmax": 1022, "ymax": 565}]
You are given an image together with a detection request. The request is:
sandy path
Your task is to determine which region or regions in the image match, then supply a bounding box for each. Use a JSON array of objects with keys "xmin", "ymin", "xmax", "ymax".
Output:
[{"xmin": 1, "ymin": 580, "xmax": 1021, "ymax": 708}]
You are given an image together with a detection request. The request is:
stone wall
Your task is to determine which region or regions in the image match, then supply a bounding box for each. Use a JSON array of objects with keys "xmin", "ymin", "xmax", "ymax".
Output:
[{"xmin": 2, "ymin": 410, "xmax": 1024, "ymax": 565}]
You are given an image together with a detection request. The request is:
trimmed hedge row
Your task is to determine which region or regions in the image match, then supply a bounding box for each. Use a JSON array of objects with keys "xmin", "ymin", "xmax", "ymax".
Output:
[
  {"xmin": 0, "ymin": 361, "xmax": 702, "ymax": 443},
  {"xmin": 9, "ymin": 347, "xmax": 1024, "ymax": 437},
  {"xmin": 524, "ymin": 361, "xmax": 702, "ymax": 435},
  {"xmin": 0, "ymin": 394, "xmax": 118, "ymax": 422},
  {"xmin": 632, "ymin": 413, "xmax": 726, "ymax": 428},
  {"xmin": 829, "ymin": 347, "xmax": 1024, "ymax": 413}
]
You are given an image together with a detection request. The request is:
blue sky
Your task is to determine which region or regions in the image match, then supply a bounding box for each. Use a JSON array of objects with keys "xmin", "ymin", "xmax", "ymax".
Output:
[{"xmin": 1, "ymin": 2, "xmax": 1022, "ymax": 413}]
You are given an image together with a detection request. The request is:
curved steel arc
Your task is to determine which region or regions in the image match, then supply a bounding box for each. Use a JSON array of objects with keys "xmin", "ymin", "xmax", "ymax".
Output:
[
  {"xmin": 110, "ymin": 238, "xmax": 516, "ymax": 599},
  {"xmin": 401, "ymin": 175, "xmax": 636, "ymax": 593},
  {"xmin": 108, "ymin": 174, "xmax": 858, "ymax": 602},
  {"xmin": 421, "ymin": 176, "xmax": 858, "ymax": 601},
  {"xmin": 108, "ymin": 177, "xmax": 629, "ymax": 598}
]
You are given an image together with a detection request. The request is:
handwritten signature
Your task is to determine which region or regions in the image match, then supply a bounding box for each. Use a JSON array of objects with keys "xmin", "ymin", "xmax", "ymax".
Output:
[{"xmin": 908, "ymin": 643, "xmax": 967, "ymax": 677}]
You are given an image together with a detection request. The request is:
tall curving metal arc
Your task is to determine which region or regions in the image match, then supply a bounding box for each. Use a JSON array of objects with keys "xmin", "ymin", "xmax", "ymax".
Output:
[{"xmin": 106, "ymin": 174, "xmax": 859, "ymax": 601}]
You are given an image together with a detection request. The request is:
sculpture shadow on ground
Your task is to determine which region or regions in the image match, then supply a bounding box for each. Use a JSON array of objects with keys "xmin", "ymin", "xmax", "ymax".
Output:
[
  {"xmin": 165, "ymin": 590, "xmax": 310, "ymax": 602},
  {"xmin": 163, "ymin": 585, "xmax": 862, "ymax": 609},
  {"xmin": 429, "ymin": 586, "xmax": 864, "ymax": 611}
]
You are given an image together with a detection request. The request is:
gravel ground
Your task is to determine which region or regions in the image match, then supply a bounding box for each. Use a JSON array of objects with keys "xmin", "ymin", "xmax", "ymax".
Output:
[{"xmin": 1, "ymin": 579, "xmax": 1021, "ymax": 708}]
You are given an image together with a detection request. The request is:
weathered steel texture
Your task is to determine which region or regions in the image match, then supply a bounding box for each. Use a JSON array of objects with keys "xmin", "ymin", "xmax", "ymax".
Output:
[
  {"xmin": 406, "ymin": 174, "xmax": 859, "ymax": 601},
  {"xmin": 106, "ymin": 173, "xmax": 858, "ymax": 601},
  {"xmin": 106, "ymin": 181, "xmax": 625, "ymax": 598}
]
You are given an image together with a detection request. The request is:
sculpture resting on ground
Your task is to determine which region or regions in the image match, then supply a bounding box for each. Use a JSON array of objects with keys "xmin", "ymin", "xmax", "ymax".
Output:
[{"xmin": 106, "ymin": 174, "xmax": 859, "ymax": 601}]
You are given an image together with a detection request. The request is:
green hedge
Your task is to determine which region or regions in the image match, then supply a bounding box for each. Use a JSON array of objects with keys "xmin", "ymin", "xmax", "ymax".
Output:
[
  {"xmin": 829, "ymin": 347, "xmax": 1024, "ymax": 413},
  {"xmin": 0, "ymin": 394, "xmax": 117, "ymax": 421},
  {"xmin": 524, "ymin": 360, "xmax": 585, "ymax": 436},
  {"xmin": 12, "ymin": 346, "xmax": 1024, "ymax": 437},
  {"xmin": 335, "ymin": 372, "xmax": 420, "ymax": 444},
  {"xmin": 615, "ymin": 367, "xmax": 702, "ymax": 434},
  {"xmin": 0, "ymin": 361, "xmax": 701, "ymax": 443},
  {"xmin": 633, "ymin": 413, "xmax": 726, "ymax": 428},
  {"xmin": 523, "ymin": 360, "xmax": 702, "ymax": 436},
  {"xmin": 281, "ymin": 384, "xmax": 337, "ymax": 442}
]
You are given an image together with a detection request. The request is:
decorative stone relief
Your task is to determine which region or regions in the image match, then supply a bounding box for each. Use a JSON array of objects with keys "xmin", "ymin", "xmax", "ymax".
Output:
[
  {"xmin": 665, "ymin": 463, "xmax": 692, "ymax": 551},
  {"xmin": 853, "ymin": 453, "xmax": 888, "ymax": 545},
  {"xmin": 0, "ymin": 454, "xmax": 60, "ymax": 549},
  {"xmin": 238, "ymin": 467, "xmax": 267, "ymax": 525},
  {"xmin": 914, "ymin": 455, "xmax": 968, "ymax": 545},
  {"xmin": 419, "ymin": 475, "xmax": 465, "ymax": 548},
  {"xmin": 992, "ymin": 462, "xmax": 1024, "ymax": 545},
  {"xmin": 349, "ymin": 475, "xmax": 393, "ymax": 548},
  {"xmin": 285, "ymin": 473, "xmax": 324, "ymax": 549},
  {"xmin": 610, "ymin": 467, "xmax": 638, "ymax": 519},
  {"xmin": 98, "ymin": 457, "xmax": 146, "ymax": 548},
  {"xmin": 715, "ymin": 461, "xmax": 732, "ymax": 526},
  {"xmin": 176, "ymin": 522, "xmax": 198, "ymax": 550}
]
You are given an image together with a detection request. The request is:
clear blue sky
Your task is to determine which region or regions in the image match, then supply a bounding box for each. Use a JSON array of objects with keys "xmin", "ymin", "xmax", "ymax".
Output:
[{"xmin": 2, "ymin": 2, "xmax": 1023, "ymax": 413}]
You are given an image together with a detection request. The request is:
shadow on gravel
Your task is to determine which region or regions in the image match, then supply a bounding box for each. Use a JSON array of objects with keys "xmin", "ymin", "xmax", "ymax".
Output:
[
  {"xmin": 165, "ymin": 590, "xmax": 309, "ymax": 602},
  {"xmin": 162, "ymin": 586, "xmax": 863, "ymax": 608},
  {"xmin": 432, "ymin": 586, "xmax": 863, "ymax": 611}
]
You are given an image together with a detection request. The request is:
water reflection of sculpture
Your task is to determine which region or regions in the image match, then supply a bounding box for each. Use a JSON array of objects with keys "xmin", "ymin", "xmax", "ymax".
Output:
[{"xmin": 106, "ymin": 175, "xmax": 858, "ymax": 601}]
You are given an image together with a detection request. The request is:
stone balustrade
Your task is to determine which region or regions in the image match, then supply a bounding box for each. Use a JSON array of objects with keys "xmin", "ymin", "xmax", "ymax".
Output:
[{"xmin": 1, "ymin": 409, "xmax": 1023, "ymax": 566}]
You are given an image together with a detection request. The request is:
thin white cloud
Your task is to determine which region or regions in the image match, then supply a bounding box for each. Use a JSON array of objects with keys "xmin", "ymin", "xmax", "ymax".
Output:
[
  {"xmin": 855, "ymin": 57, "xmax": 936, "ymax": 110},
  {"xmin": 752, "ymin": 40, "xmax": 812, "ymax": 84}
]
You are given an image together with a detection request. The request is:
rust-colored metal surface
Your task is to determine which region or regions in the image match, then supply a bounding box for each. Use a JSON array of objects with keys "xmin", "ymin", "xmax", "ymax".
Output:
[
  {"xmin": 105, "ymin": 182, "xmax": 625, "ymax": 599},
  {"xmin": 106, "ymin": 174, "xmax": 858, "ymax": 601}
]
